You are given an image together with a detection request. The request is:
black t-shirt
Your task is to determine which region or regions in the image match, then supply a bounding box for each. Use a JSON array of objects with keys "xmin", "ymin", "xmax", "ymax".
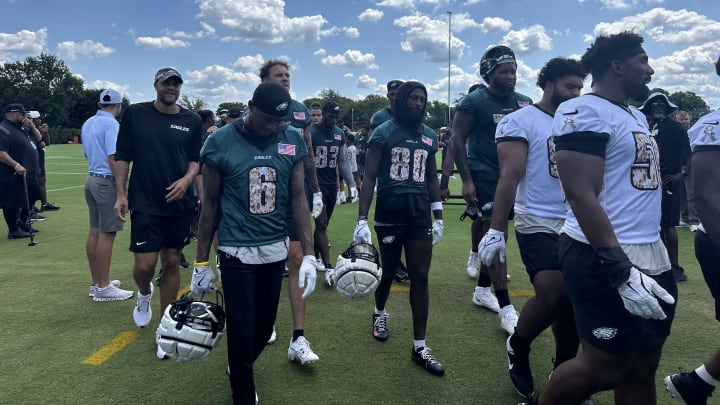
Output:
[
  {"xmin": 115, "ymin": 102, "xmax": 202, "ymax": 216},
  {"xmin": 650, "ymin": 117, "xmax": 690, "ymax": 176},
  {"xmin": 0, "ymin": 119, "xmax": 39, "ymax": 182}
]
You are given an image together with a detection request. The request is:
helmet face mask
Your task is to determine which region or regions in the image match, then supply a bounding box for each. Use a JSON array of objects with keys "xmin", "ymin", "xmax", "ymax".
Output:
[
  {"xmin": 157, "ymin": 292, "xmax": 226, "ymax": 361},
  {"xmin": 335, "ymin": 242, "xmax": 383, "ymax": 299}
]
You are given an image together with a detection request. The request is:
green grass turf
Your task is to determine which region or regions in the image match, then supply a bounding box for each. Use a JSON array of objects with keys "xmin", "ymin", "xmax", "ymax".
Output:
[{"xmin": 0, "ymin": 144, "xmax": 713, "ymax": 404}]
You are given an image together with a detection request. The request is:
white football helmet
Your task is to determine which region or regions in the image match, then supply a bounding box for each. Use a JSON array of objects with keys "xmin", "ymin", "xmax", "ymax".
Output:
[
  {"xmin": 335, "ymin": 242, "xmax": 382, "ymax": 299},
  {"xmin": 156, "ymin": 292, "xmax": 226, "ymax": 361}
]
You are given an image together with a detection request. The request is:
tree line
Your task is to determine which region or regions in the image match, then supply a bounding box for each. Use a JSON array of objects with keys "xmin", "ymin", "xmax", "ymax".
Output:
[{"xmin": 0, "ymin": 53, "xmax": 712, "ymax": 140}]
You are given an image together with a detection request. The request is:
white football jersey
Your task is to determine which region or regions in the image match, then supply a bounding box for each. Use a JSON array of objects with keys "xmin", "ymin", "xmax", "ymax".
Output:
[
  {"xmin": 689, "ymin": 109, "xmax": 720, "ymax": 151},
  {"xmin": 553, "ymin": 94, "xmax": 661, "ymax": 245},
  {"xmin": 495, "ymin": 105, "xmax": 565, "ymax": 220}
]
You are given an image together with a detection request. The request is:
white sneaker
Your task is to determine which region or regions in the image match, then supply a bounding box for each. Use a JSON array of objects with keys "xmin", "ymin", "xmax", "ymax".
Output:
[
  {"xmin": 325, "ymin": 267, "xmax": 336, "ymax": 287},
  {"xmin": 472, "ymin": 286, "xmax": 500, "ymax": 312},
  {"xmin": 93, "ymin": 283, "xmax": 134, "ymax": 302},
  {"xmin": 466, "ymin": 252, "xmax": 479, "ymax": 278},
  {"xmin": 499, "ymin": 305, "xmax": 519, "ymax": 335},
  {"xmin": 288, "ymin": 336, "xmax": 320, "ymax": 365},
  {"xmin": 133, "ymin": 283, "xmax": 154, "ymax": 327},
  {"xmin": 268, "ymin": 325, "xmax": 277, "ymax": 344},
  {"xmin": 89, "ymin": 279, "xmax": 121, "ymax": 297}
]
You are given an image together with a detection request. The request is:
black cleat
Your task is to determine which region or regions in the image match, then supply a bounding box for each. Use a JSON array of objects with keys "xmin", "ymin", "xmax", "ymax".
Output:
[
  {"xmin": 394, "ymin": 261, "xmax": 409, "ymax": 282},
  {"xmin": 372, "ymin": 312, "xmax": 389, "ymax": 341},
  {"xmin": 7, "ymin": 230, "xmax": 31, "ymax": 239},
  {"xmin": 507, "ymin": 334, "xmax": 534, "ymax": 397},
  {"xmin": 664, "ymin": 371, "xmax": 714, "ymax": 405},
  {"xmin": 411, "ymin": 346, "xmax": 445, "ymax": 376},
  {"xmin": 40, "ymin": 202, "xmax": 60, "ymax": 211},
  {"xmin": 180, "ymin": 253, "xmax": 190, "ymax": 269}
]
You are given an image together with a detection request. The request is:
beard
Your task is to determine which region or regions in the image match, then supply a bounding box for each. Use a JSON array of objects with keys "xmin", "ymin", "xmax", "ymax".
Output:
[{"xmin": 157, "ymin": 92, "xmax": 179, "ymax": 106}]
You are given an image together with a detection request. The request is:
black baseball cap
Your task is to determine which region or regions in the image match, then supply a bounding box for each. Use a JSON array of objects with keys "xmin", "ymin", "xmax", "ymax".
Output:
[
  {"xmin": 322, "ymin": 101, "xmax": 340, "ymax": 115},
  {"xmin": 387, "ymin": 80, "xmax": 403, "ymax": 91},
  {"xmin": 5, "ymin": 103, "xmax": 28, "ymax": 113},
  {"xmin": 154, "ymin": 67, "xmax": 184, "ymax": 83},
  {"xmin": 252, "ymin": 83, "xmax": 291, "ymax": 118}
]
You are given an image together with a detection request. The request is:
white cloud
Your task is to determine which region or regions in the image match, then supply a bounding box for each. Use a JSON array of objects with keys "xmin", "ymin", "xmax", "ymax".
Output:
[
  {"xmin": 345, "ymin": 27, "xmax": 360, "ymax": 38},
  {"xmin": 501, "ymin": 25, "xmax": 552, "ymax": 54},
  {"xmin": 594, "ymin": 8, "xmax": 720, "ymax": 45},
  {"xmin": 358, "ymin": 8, "xmax": 383, "ymax": 22},
  {"xmin": 394, "ymin": 15, "xmax": 465, "ymax": 63},
  {"xmin": 321, "ymin": 49, "xmax": 379, "ymax": 69},
  {"xmin": 344, "ymin": 73, "xmax": 354, "ymax": 78},
  {"xmin": 450, "ymin": 12, "xmax": 480, "ymax": 31},
  {"xmin": 56, "ymin": 40, "xmax": 114, "ymax": 60},
  {"xmin": 232, "ymin": 54, "xmax": 265, "ymax": 71},
  {"xmin": 376, "ymin": 0, "xmax": 440, "ymax": 8},
  {"xmin": 356, "ymin": 74, "xmax": 377, "ymax": 89},
  {"xmin": 197, "ymin": 0, "xmax": 327, "ymax": 44},
  {"xmin": 313, "ymin": 48, "xmax": 326, "ymax": 56},
  {"xmin": 0, "ymin": 28, "xmax": 47, "ymax": 62},
  {"xmin": 85, "ymin": 80, "xmax": 130, "ymax": 97},
  {"xmin": 480, "ymin": 17, "xmax": 512, "ymax": 33},
  {"xmin": 596, "ymin": 0, "xmax": 666, "ymax": 9},
  {"xmin": 134, "ymin": 36, "xmax": 191, "ymax": 49}
]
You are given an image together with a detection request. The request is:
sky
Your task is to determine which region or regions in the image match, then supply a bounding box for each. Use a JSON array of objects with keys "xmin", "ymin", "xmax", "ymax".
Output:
[{"xmin": 2, "ymin": 0, "xmax": 720, "ymax": 113}]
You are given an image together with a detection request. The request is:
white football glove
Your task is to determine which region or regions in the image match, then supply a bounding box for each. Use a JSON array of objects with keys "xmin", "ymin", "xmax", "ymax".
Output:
[
  {"xmin": 191, "ymin": 263, "xmax": 217, "ymax": 295},
  {"xmin": 354, "ymin": 219, "xmax": 372, "ymax": 244},
  {"xmin": 311, "ymin": 192, "xmax": 323, "ymax": 218},
  {"xmin": 337, "ymin": 190, "xmax": 346, "ymax": 205},
  {"xmin": 298, "ymin": 255, "xmax": 317, "ymax": 299},
  {"xmin": 350, "ymin": 187, "xmax": 359, "ymax": 203},
  {"xmin": 432, "ymin": 219, "xmax": 444, "ymax": 246},
  {"xmin": 617, "ymin": 267, "xmax": 675, "ymax": 319},
  {"xmin": 478, "ymin": 228, "xmax": 506, "ymax": 266}
]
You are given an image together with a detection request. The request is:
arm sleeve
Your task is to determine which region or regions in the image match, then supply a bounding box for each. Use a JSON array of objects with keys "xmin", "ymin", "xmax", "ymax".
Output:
[{"xmin": 337, "ymin": 142, "xmax": 354, "ymax": 187}]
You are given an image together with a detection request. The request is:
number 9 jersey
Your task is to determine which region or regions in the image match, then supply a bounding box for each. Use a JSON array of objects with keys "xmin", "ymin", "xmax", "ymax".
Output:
[{"xmin": 552, "ymin": 94, "xmax": 661, "ymax": 245}]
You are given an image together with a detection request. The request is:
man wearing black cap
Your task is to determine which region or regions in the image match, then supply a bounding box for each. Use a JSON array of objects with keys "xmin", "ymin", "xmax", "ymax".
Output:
[
  {"xmin": 450, "ymin": 45, "xmax": 532, "ymax": 335},
  {"xmin": 193, "ymin": 82, "xmax": 317, "ymax": 404},
  {"xmin": 639, "ymin": 92, "xmax": 691, "ymax": 282},
  {"xmin": 538, "ymin": 31, "xmax": 676, "ymax": 404},
  {"xmin": 113, "ymin": 67, "xmax": 203, "ymax": 358},
  {"xmin": 310, "ymin": 101, "xmax": 355, "ymax": 286},
  {"xmin": 0, "ymin": 103, "xmax": 43, "ymax": 238},
  {"xmin": 369, "ymin": 80, "xmax": 403, "ymax": 136}
]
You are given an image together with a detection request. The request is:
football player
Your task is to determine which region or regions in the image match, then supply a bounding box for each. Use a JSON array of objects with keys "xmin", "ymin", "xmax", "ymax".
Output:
[
  {"xmin": 448, "ymin": 45, "xmax": 532, "ymax": 333},
  {"xmin": 537, "ymin": 32, "xmax": 676, "ymax": 404},
  {"xmin": 663, "ymin": 53, "xmax": 720, "ymax": 405},
  {"xmin": 478, "ymin": 58, "xmax": 586, "ymax": 398},
  {"xmin": 355, "ymin": 81, "xmax": 445, "ymax": 376}
]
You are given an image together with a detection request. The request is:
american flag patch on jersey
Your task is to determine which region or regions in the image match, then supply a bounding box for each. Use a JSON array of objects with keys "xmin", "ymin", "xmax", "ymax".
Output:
[
  {"xmin": 421, "ymin": 135, "xmax": 433, "ymax": 147},
  {"xmin": 278, "ymin": 143, "xmax": 296, "ymax": 155},
  {"xmin": 293, "ymin": 112, "xmax": 305, "ymax": 120},
  {"xmin": 334, "ymin": 134, "xmax": 342, "ymax": 141},
  {"xmin": 518, "ymin": 101, "xmax": 530, "ymax": 108}
]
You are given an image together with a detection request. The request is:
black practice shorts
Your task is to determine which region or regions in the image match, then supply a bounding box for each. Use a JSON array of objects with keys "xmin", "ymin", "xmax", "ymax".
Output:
[
  {"xmin": 559, "ymin": 234, "xmax": 677, "ymax": 355},
  {"xmin": 38, "ymin": 148, "xmax": 46, "ymax": 178},
  {"xmin": 375, "ymin": 223, "xmax": 432, "ymax": 246},
  {"xmin": 695, "ymin": 230, "xmax": 720, "ymax": 321},
  {"xmin": 660, "ymin": 189, "xmax": 680, "ymax": 228},
  {"xmin": 374, "ymin": 192, "xmax": 431, "ymax": 226},
  {"xmin": 515, "ymin": 230, "xmax": 561, "ymax": 282},
  {"xmin": 470, "ymin": 170, "xmax": 513, "ymax": 220},
  {"xmin": 129, "ymin": 211, "xmax": 192, "ymax": 253}
]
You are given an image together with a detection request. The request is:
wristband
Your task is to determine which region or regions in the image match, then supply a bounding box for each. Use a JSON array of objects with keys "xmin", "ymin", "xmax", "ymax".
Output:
[
  {"xmin": 594, "ymin": 247, "xmax": 632, "ymax": 288},
  {"xmin": 431, "ymin": 201, "xmax": 443, "ymax": 211},
  {"xmin": 193, "ymin": 261, "xmax": 210, "ymax": 267},
  {"xmin": 440, "ymin": 175, "xmax": 449, "ymax": 189}
]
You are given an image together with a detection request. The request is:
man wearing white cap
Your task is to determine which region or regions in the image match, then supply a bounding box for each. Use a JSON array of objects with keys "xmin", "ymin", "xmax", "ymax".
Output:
[{"xmin": 81, "ymin": 89, "xmax": 133, "ymax": 302}]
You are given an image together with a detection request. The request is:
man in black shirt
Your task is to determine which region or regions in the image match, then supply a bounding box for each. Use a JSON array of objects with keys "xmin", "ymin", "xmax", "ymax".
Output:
[
  {"xmin": 114, "ymin": 67, "xmax": 202, "ymax": 358},
  {"xmin": 640, "ymin": 93, "xmax": 691, "ymax": 282}
]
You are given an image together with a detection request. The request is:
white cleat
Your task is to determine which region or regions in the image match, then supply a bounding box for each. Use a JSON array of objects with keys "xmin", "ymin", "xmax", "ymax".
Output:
[
  {"xmin": 267, "ymin": 326, "xmax": 277, "ymax": 344},
  {"xmin": 472, "ymin": 286, "xmax": 500, "ymax": 312},
  {"xmin": 466, "ymin": 252, "xmax": 479, "ymax": 278},
  {"xmin": 288, "ymin": 336, "xmax": 319, "ymax": 365}
]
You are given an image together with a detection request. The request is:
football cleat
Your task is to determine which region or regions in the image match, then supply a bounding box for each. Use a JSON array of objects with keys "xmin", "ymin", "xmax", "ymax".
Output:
[
  {"xmin": 156, "ymin": 291, "xmax": 226, "ymax": 361},
  {"xmin": 507, "ymin": 334, "xmax": 534, "ymax": 397},
  {"xmin": 411, "ymin": 346, "xmax": 445, "ymax": 376},
  {"xmin": 394, "ymin": 261, "xmax": 409, "ymax": 282},
  {"xmin": 288, "ymin": 336, "xmax": 319, "ymax": 365},
  {"xmin": 466, "ymin": 251, "xmax": 479, "ymax": 278},
  {"xmin": 335, "ymin": 242, "xmax": 382, "ymax": 299},
  {"xmin": 472, "ymin": 286, "xmax": 500, "ymax": 312},
  {"xmin": 373, "ymin": 311, "xmax": 389, "ymax": 341},
  {"xmin": 664, "ymin": 371, "xmax": 714, "ymax": 404}
]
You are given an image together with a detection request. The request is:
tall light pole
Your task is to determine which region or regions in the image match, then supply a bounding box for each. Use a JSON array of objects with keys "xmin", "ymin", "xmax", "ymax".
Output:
[{"xmin": 447, "ymin": 11, "xmax": 452, "ymax": 126}]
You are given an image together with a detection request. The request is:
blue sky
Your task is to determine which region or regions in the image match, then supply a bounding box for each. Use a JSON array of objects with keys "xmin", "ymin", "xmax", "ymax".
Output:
[{"xmin": 2, "ymin": 0, "xmax": 720, "ymax": 111}]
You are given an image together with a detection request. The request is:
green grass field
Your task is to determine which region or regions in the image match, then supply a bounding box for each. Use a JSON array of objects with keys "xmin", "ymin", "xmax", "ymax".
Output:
[{"xmin": 0, "ymin": 144, "xmax": 715, "ymax": 404}]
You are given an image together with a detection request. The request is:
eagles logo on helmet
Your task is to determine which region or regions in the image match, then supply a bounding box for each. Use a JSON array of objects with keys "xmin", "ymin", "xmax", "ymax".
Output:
[
  {"xmin": 335, "ymin": 242, "xmax": 383, "ymax": 299},
  {"xmin": 156, "ymin": 292, "xmax": 226, "ymax": 361}
]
